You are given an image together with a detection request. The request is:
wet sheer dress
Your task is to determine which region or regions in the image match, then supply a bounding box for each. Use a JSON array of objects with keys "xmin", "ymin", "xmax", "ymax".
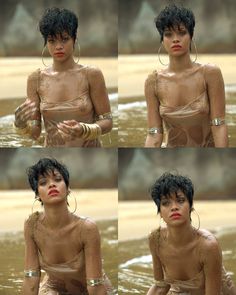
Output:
[
  {"xmin": 148, "ymin": 64, "xmax": 215, "ymax": 147},
  {"xmin": 27, "ymin": 212, "xmax": 113, "ymax": 295},
  {"xmin": 149, "ymin": 228, "xmax": 235, "ymax": 295},
  {"xmin": 31, "ymin": 65, "xmax": 102, "ymax": 147}
]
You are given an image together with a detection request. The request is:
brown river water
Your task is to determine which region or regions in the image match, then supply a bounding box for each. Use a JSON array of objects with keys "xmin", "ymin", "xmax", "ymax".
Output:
[{"xmin": 0, "ymin": 219, "xmax": 118, "ymax": 295}]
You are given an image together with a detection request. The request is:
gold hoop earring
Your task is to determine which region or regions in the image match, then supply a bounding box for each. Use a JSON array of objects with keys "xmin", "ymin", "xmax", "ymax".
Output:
[
  {"xmin": 41, "ymin": 46, "xmax": 49, "ymax": 67},
  {"xmin": 68, "ymin": 193, "xmax": 77, "ymax": 214},
  {"xmin": 191, "ymin": 208, "xmax": 200, "ymax": 231},
  {"xmin": 74, "ymin": 42, "xmax": 80, "ymax": 64},
  {"xmin": 191, "ymin": 39, "xmax": 198, "ymax": 63},
  {"xmin": 158, "ymin": 43, "xmax": 168, "ymax": 66},
  {"xmin": 31, "ymin": 197, "xmax": 41, "ymax": 214}
]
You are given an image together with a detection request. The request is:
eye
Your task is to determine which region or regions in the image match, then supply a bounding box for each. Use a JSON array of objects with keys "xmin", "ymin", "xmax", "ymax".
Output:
[
  {"xmin": 177, "ymin": 196, "xmax": 185, "ymax": 203},
  {"xmin": 48, "ymin": 39, "xmax": 55, "ymax": 44},
  {"xmin": 161, "ymin": 199, "xmax": 170, "ymax": 206},
  {"xmin": 164, "ymin": 31, "xmax": 172, "ymax": 37},
  {"xmin": 179, "ymin": 30, "xmax": 187, "ymax": 36},
  {"xmin": 62, "ymin": 37, "xmax": 70, "ymax": 43},
  {"xmin": 55, "ymin": 176, "xmax": 62, "ymax": 182},
  {"xmin": 38, "ymin": 179, "xmax": 47, "ymax": 186}
]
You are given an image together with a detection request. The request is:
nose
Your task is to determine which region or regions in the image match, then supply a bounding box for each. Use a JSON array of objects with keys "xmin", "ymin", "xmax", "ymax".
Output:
[
  {"xmin": 55, "ymin": 40, "xmax": 64, "ymax": 49},
  {"xmin": 172, "ymin": 33, "xmax": 180, "ymax": 43},
  {"xmin": 48, "ymin": 180, "xmax": 56, "ymax": 188},
  {"xmin": 170, "ymin": 200, "xmax": 179, "ymax": 211}
]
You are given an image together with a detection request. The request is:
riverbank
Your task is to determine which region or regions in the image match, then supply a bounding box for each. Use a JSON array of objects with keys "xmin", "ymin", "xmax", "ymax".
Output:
[
  {"xmin": 119, "ymin": 200, "xmax": 236, "ymax": 241},
  {"xmin": 0, "ymin": 57, "xmax": 117, "ymax": 100},
  {"xmin": 0, "ymin": 189, "xmax": 117, "ymax": 232},
  {"xmin": 119, "ymin": 54, "xmax": 236, "ymax": 100}
]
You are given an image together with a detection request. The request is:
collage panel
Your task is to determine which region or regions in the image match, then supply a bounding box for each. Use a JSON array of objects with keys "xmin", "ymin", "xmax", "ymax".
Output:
[
  {"xmin": 119, "ymin": 0, "xmax": 236, "ymax": 148},
  {"xmin": 0, "ymin": 148, "xmax": 118, "ymax": 294},
  {"xmin": 0, "ymin": 0, "xmax": 117, "ymax": 148},
  {"xmin": 119, "ymin": 148, "xmax": 236, "ymax": 294}
]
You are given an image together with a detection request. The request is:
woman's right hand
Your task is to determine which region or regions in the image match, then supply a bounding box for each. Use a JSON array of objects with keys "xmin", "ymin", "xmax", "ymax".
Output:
[{"xmin": 14, "ymin": 99, "xmax": 37, "ymax": 128}]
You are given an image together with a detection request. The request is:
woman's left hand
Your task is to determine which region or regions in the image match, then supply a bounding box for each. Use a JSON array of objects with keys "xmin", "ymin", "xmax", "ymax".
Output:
[{"xmin": 57, "ymin": 120, "xmax": 83, "ymax": 141}]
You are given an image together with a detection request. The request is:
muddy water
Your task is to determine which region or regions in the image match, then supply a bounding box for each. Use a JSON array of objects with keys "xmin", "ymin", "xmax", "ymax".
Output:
[
  {"xmin": 0, "ymin": 219, "xmax": 118, "ymax": 295},
  {"xmin": 0, "ymin": 92, "xmax": 118, "ymax": 147},
  {"xmin": 119, "ymin": 229, "xmax": 236, "ymax": 294},
  {"xmin": 119, "ymin": 86, "xmax": 236, "ymax": 147}
]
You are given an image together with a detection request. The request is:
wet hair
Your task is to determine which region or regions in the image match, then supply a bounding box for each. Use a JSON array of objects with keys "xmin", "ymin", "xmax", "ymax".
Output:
[
  {"xmin": 150, "ymin": 172, "xmax": 194, "ymax": 213},
  {"xmin": 27, "ymin": 158, "xmax": 69, "ymax": 198},
  {"xmin": 39, "ymin": 7, "xmax": 78, "ymax": 46},
  {"xmin": 155, "ymin": 4, "xmax": 195, "ymax": 42}
]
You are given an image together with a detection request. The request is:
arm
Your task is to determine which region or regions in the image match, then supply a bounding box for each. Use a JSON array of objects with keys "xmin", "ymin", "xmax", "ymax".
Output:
[
  {"xmin": 202, "ymin": 235, "xmax": 222, "ymax": 295},
  {"xmin": 22, "ymin": 219, "xmax": 41, "ymax": 295},
  {"xmin": 15, "ymin": 70, "xmax": 42, "ymax": 140},
  {"xmin": 144, "ymin": 74, "xmax": 163, "ymax": 147},
  {"xmin": 88, "ymin": 67, "xmax": 113, "ymax": 134},
  {"xmin": 82, "ymin": 219, "xmax": 106, "ymax": 295},
  {"xmin": 147, "ymin": 232, "xmax": 169, "ymax": 295},
  {"xmin": 205, "ymin": 64, "xmax": 228, "ymax": 147}
]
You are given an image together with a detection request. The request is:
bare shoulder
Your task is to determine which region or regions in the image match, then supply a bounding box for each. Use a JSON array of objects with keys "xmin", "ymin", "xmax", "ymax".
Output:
[
  {"xmin": 86, "ymin": 65, "xmax": 104, "ymax": 81},
  {"xmin": 204, "ymin": 63, "xmax": 222, "ymax": 78},
  {"xmin": 77, "ymin": 216, "xmax": 100, "ymax": 237},
  {"xmin": 27, "ymin": 68, "xmax": 41, "ymax": 83},
  {"xmin": 198, "ymin": 229, "xmax": 221, "ymax": 257},
  {"xmin": 148, "ymin": 227, "xmax": 162, "ymax": 252},
  {"xmin": 145, "ymin": 70, "xmax": 158, "ymax": 86}
]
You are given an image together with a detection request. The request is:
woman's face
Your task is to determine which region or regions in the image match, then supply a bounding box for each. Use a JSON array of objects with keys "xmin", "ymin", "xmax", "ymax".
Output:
[
  {"xmin": 160, "ymin": 190, "xmax": 191, "ymax": 227},
  {"xmin": 162, "ymin": 24, "xmax": 191, "ymax": 57},
  {"xmin": 46, "ymin": 31, "xmax": 75, "ymax": 62},
  {"xmin": 37, "ymin": 169, "xmax": 68, "ymax": 205}
]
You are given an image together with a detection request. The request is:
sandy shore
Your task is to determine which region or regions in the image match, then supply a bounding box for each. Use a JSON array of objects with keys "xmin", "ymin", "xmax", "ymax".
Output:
[
  {"xmin": 0, "ymin": 189, "xmax": 117, "ymax": 232},
  {"xmin": 0, "ymin": 57, "xmax": 117, "ymax": 100},
  {"xmin": 119, "ymin": 200, "xmax": 236, "ymax": 241},
  {"xmin": 119, "ymin": 54, "xmax": 236, "ymax": 99}
]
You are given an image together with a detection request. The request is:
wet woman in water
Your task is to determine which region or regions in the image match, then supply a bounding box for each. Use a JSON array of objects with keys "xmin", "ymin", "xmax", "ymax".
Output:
[
  {"xmin": 145, "ymin": 4, "xmax": 228, "ymax": 147},
  {"xmin": 14, "ymin": 8, "xmax": 112, "ymax": 147},
  {"xmin": 22, "ymin": 158, "xmax": 112, "ymax": 295},
  {"xmin": 147, "ymin": 173, "xmax": 236, "ymax": 295}
]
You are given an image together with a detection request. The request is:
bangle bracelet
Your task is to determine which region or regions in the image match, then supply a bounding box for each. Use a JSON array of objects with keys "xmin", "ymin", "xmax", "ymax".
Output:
[
  {"xmin": 97, "ymin": 112, "xmax": 113, "ymax": 120},
  {"xmin": 87, "ymin": 277, "xmax": 105, "ymax": 286},
  {"xmin": 211, "ymin": 118, "xmax": 225, "ymax": 126},
  {"xmin": 154, "ymin": 280, "xmax": 168, "ymax": 288},
  {"xmin": 24, "ymin": 269, "xmax": 40, "ymax": 278},
  {"xmin": 148, "ymin": 127, "xmax": 163, "ymax": 135}
]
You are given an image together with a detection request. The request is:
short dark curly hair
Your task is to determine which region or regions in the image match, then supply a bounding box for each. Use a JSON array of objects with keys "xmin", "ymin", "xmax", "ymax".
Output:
[
  {"xmin": 39, "ymin": 7, "xmax": 78, "ymax": 46},
  {"xmin": 155, "ymin": 4, "xmax": 195, "ymax": 42},
  {"xmin": 27, "ymin": 158, "xmax": 70, "ymax": 199},
  {"xmin": 150, "ymin": 172, "xmax": 194, "ymax": 213}
]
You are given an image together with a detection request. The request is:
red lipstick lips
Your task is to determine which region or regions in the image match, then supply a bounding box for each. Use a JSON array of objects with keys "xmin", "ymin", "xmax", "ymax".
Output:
[
  {"xmin": 54, "ymin": 52, "xmax": 64, "ymax": 57},
  {"xmin": 170, "ymin": 213, "xmax": 181, "ymax": 219},
  {"xmin": 171, "ymin": 45, "xmax": 182, "ymax": 50},
  {"xmin": 48, "ymin": 189, "xmax": 59, "ymax": 196}
]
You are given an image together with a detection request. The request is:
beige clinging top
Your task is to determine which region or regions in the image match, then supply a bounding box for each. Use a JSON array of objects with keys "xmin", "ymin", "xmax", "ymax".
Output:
[
  {"xmin": 152, "ymin": 64, "xmax": 215, "ymax": 147},
  {"xmin": 35, "ymin": 65, "xmax": 100, "ymax": 147}
]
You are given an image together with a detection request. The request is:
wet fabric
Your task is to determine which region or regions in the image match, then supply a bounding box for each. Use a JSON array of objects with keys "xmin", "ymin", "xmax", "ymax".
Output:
[
  {"xmin": 27, "ymin": 212, "xmax": 112, "ymax": 295},
  {"xmin": 150, "ymin": 64, "xmax": 215, "ymax": 147},
  {"xmin": 32, "ymin": 66, "xmax": 101, "ymax": 147},
  {"xmin": 150, "ymin": 228, "xmax": 235, "ymax": 295}
]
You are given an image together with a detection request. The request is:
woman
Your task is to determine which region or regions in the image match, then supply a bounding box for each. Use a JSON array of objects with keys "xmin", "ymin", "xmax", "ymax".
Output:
[
  {"xmin": 22, "ymin": 158, "xmax": 113, "ymax": 295},
  {"xmin": 147, "ymin": 173, "xmax": 236, "ymax": 295},
  {"xmin": 14, "ymin": 7, "xmax": 112, "ymax": 147},
  {"xmin": 145, "ymin": 4, "xmax": 228, "ymax": 147}
]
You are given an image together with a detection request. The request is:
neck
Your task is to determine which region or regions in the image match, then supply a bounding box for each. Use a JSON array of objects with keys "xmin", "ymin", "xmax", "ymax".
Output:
[
  {"xmin": 53, "ymin": 56, "xmax": 76, "ymax": 72},
  {"xmin": 43, "ymin": 201, "xmax": 71, "ymax": 229},
  {"xmin": 166, "ymin": 222, "xmax": 195, "ymax": 246},
  {"xmin": 168, "ymin": 53, "xmax": 193, "ymax": 72}
]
